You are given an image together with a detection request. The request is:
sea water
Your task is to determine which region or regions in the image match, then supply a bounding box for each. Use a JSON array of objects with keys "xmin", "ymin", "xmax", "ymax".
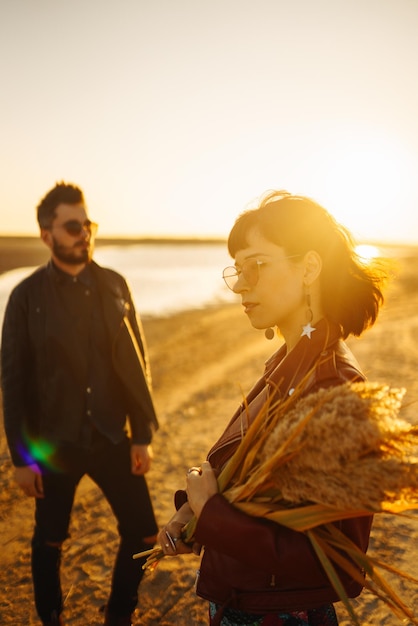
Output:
[{"xmin": 0, "ymin": 242, "xmax": 236, "ymax": 325}]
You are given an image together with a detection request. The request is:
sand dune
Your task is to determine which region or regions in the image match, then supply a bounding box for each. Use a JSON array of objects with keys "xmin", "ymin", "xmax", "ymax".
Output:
[{"xmin": 0, "ymin": 246, "xmax": 417, "ymax": 624}]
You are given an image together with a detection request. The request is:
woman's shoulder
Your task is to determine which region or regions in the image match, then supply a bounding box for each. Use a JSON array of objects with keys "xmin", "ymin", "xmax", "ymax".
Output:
[{"xmin": 314, "ymin": 339, "xmax": 365, "ymax": 390}]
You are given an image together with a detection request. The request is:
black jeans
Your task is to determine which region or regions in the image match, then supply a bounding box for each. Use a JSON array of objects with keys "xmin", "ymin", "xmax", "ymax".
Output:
[{"xmin": 31, "ymin": 434, "xmax": 157, "ymax": 622}]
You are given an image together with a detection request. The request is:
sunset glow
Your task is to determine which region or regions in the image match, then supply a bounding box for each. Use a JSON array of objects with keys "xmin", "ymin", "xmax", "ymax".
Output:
[{"xmin": 0, "ymin": 1, "xmax": 417, "ymax": 243}]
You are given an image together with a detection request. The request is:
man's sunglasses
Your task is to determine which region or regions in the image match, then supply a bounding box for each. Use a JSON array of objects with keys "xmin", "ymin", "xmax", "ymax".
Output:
[{"xmin": 52, "ymin": 219, "xmax": 98, "ymax": 237}]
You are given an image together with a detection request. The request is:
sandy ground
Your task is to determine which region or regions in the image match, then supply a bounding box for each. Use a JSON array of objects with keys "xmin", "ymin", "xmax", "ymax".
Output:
[{"xmin": 0, "ymin": 240, "xmax": 418, "ymax": 625}]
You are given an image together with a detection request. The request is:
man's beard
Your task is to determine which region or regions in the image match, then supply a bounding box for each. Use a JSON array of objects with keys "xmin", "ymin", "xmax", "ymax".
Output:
[{"xmin": 52, "ymin": 238, "xmax": 93, "ymax": 265}]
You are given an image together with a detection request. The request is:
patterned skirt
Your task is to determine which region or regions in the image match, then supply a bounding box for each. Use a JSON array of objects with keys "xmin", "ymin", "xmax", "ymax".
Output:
[{"xmin": 209, "ymin": 602, "xmax": 339, "ymax": 626}]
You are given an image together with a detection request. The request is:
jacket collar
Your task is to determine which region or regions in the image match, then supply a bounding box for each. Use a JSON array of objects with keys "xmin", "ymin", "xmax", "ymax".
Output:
[
  {"xmin": 207, "ymin": 319, "xmax": 343, "ymax": 468},
  {"xmin": 47, "ymin": 259, "xmax": 93, "ymax": 288},
  {"xmin": 263, "ymin": 318, "xmax": 341, "ymax": 399}
]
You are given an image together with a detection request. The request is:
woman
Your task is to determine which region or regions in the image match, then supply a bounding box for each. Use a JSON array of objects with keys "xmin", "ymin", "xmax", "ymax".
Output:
[{"xmin": 157, "ymin": 191, "xmax": 386, "ymax": 626}]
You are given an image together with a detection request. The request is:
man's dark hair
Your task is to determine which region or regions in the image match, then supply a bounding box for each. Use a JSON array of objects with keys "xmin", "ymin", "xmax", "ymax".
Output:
[{"xmin": 36, "ymin": 182, "xmax": 84, "ymax": 228}]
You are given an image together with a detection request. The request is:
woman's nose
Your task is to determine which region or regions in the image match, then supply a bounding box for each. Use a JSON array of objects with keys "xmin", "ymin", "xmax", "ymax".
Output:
[{"xmin": 233, "ymin": 274, "xmax": 249, "ymax": 294}]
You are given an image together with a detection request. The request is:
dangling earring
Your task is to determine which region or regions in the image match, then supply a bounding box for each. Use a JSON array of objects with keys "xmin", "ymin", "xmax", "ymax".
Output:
[
  {"xmin": 265, "ymin": 327, "xmax": 275, "ymax": 340},
  {"xmin": 301, "ymin": 290, "xmax": 316, "ymax": 339}
]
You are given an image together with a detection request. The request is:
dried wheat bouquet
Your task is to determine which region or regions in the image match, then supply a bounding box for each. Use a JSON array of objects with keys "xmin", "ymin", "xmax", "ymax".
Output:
[
  {"xmin": 224, "ymin": 382, "xmax": 418, "ymax": 514},
  {"xmin": 137, "ymin": 381, "xmax": 418, "ymax": 625}
]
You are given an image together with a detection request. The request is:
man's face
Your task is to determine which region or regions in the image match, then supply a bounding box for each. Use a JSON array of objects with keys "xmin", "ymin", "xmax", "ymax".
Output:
[{"xmin": 42, "ymin": 203, "xmax": 97, "ymax": 266}]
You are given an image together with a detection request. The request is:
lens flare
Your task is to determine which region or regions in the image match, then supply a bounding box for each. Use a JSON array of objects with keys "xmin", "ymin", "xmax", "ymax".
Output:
[{"xmin": 19, "ymin": 429, "xmax": 59, "ymax": 471}]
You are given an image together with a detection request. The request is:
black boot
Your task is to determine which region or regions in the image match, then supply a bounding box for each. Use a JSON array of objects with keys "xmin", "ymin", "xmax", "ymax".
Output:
[
  {"xmin": 42, "ymin": 610, "xmax": 64, "ymax": 625},
  {"xmin": 102, "ymin": 606, "xmax": 132, "ymax": 626},
  {"xmin": 32, "ymin": 536, "xmax": 63, "ymax": 626}
]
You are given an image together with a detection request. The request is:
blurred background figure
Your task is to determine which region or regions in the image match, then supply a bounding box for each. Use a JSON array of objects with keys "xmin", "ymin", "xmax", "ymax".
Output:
[{"xmin": 1, "ymin": 182, "xmax": 159, "ymax": 626}]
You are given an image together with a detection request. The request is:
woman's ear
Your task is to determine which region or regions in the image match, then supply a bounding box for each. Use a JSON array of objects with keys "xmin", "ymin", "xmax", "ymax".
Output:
[{"xmin": 302, "ymin": 250, "xmax": 322, "ymax": 286}]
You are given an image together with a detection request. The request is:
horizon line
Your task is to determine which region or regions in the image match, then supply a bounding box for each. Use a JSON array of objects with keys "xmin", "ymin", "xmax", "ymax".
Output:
[{"xmin": 1, "ymin": 234, "xmax": 418, "ymax": 248}]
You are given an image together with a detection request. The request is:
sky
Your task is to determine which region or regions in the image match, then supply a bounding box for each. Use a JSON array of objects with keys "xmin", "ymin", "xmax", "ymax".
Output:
[{"xmin": 1, "ymin": 0, "xmax": 418, "ymax": 243}]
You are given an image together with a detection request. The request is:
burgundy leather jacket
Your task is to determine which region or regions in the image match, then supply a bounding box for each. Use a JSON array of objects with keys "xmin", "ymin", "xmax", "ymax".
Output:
[{"xmin": 194, "ymin": 319, "xmax": 373, "ymax": 614}]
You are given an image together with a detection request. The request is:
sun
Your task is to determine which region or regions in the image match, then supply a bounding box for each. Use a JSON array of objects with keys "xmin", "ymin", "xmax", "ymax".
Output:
[{"xmin": 354, "ymin": 244, "xmax": 381, "ymax": 262}]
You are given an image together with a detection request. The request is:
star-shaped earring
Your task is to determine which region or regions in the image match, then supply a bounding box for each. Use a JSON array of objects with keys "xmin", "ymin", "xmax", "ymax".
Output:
[{"xmin": 301, "ymin": 322, "xmax": 316, "ymax": 339}]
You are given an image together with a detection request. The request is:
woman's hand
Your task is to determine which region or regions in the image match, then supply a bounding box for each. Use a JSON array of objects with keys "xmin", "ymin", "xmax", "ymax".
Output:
[
  {"xmin": 186, "ymin": 461, "xmax": 218, "ymax": 519},
  {"xmin": 157, "ymin": 461, "xmax": 218, "ymax": 558},
  {"xmin": 157, "ymin": 502, "xmax": 196, "ymax": 556}
]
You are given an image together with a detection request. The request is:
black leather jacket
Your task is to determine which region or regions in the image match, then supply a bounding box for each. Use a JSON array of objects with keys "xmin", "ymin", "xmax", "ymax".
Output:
[{"xmin": 1, "ymin": 260, "xmax": 158, "ymax": 466}]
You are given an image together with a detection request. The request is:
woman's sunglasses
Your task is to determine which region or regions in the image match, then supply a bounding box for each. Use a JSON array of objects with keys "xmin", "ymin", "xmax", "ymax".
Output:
[
  {"xmin": 222, "ymin": 255, "xmax": 300, "ymax": 291},
  {"xmin": 223, "ymin": 259, "xmax": 264, "ymax": 291}
]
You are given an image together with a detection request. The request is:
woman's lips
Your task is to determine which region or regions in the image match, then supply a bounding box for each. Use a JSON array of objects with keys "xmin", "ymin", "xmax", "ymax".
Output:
[{"xmin": 242, "ymin": 302, "xmax": 258, "ymax": 314}]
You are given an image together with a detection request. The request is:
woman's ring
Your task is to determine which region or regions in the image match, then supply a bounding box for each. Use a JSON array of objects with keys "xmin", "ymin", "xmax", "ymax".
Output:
[{"xmin": 187, "ymin": 466, "xmax": 202, "ymax": 475}]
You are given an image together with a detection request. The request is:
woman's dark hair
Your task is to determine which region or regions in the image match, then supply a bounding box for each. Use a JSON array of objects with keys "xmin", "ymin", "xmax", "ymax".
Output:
[
  {"xmin": 227, "ymin": 190, "xmax": 387, "ymax": 338},
  {"xmin": 36, "ymin": 182, "xmax": 84, "ymax": 229}
]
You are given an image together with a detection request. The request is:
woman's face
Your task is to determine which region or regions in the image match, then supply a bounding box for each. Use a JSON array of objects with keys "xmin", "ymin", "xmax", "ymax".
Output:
[{"xmin": 232, "ymin": 228, "xmax": 307, "ymax": 337}]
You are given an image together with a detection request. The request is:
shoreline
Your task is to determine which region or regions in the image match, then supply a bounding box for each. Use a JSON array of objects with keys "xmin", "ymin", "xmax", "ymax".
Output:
[{"xmin": 0, "ymin": 236, "xmax": 227, "ymax": 275}]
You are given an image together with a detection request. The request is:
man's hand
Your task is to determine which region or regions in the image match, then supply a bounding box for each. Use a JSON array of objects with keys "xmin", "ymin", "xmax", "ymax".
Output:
[
  {"xmin": 131, "ymin": 444, "xmax": 153, "ymax": 475},
  {"xmin": 15, "ymin": 464, "xmax": 44, "ymax": 498}
]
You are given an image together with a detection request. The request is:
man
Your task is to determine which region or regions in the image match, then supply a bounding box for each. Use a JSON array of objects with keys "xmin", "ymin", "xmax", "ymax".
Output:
[{"xmin": 1, "ymin": 182, "xmax": 159, "ymax": 626}]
